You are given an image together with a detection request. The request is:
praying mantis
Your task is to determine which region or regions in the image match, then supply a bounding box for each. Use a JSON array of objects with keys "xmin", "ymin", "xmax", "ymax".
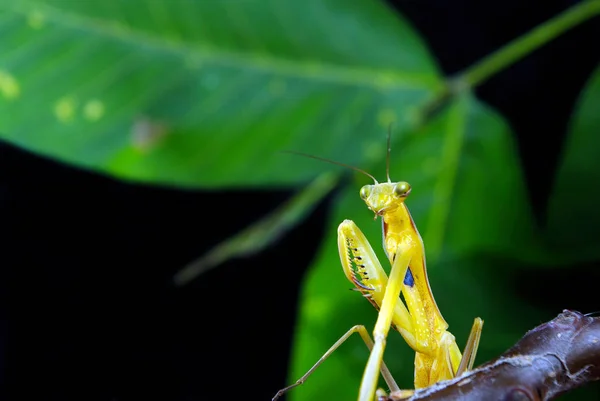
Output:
[{"xmin": 273, "ymin": 131, "xmax": 484, "ymax": 401}]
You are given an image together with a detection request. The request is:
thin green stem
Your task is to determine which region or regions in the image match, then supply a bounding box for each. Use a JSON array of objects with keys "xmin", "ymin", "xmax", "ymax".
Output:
[
  {"xmin": 415, "ymin": 1, "xmax": 600, "ymax": 125},
  {"xmin": 458, "ymin": 0, "xmax": 600, "ymax": 88}
]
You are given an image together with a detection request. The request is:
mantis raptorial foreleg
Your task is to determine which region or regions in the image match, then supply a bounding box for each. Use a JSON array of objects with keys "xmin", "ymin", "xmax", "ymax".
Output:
[
  {"xmin": 356, "ymin": 237, "xmax": 415, "ymax": 401},
  {"xmin": 271, "ymin": 325, "xmax": 399, "ymax": 401}
]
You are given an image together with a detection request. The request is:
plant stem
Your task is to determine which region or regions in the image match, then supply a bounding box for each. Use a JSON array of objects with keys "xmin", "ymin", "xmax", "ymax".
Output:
[
  {"xmin": 458, "ymin": 0, "xmax": 600, "ymax": 88},
  {"xmin": 415, "ymin": 1, "xmax": 600, "ymax": 125}
]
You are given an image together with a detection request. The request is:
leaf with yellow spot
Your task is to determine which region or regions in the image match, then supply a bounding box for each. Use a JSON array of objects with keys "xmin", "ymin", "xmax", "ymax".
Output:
[
  {"xmin": 53, "ymin": 96, "xmax": 76, "ymax": 123},
  {"xmin": 83, "ymin": 99, "xmax": 105, "ymax": 122},
  {"xmin": 0, "ymin": 70, "xmax": 20, "ymax": 100},
  {"xmin": 0, "ymin": 0, "xmax": 441, "ymax": 187}
]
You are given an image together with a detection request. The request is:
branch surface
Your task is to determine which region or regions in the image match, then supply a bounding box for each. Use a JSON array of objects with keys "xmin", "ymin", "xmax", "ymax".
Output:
[{"xmin": 382, "ymin": 310, "xmax": 600, "ymax": 401}]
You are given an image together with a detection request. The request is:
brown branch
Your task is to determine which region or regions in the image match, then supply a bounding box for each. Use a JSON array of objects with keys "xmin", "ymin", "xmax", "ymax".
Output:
[{"xmin": 382, "ymin": 310, "xmax": 600, "ymax": 401}]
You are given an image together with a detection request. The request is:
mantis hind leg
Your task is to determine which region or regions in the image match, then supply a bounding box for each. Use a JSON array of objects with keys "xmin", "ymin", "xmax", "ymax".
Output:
[
  {"xmin": 272, "ymin": 325, "xmax": 399, "ymax": 401},
  {"xmin": 455, "ymin": 317, "xmax": 484, "ymax": 376},
  {"xmin": 425, "ymin": 317, "xmax": 484, "ymax": 386}
]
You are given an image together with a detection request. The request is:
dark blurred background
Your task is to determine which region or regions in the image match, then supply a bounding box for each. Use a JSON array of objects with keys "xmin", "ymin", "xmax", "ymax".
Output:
[{"xmin": 0, "ymin": 1, "xmax": 599, "ymax": 400}]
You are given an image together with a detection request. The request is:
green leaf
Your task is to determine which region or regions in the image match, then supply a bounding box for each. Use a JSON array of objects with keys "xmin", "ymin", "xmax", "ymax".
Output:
[
  {"xmin": 546, "ymin": 64, "xmax": 600, "ymax": 262},
  {"xmin": 0, "ymin": 0, "xmax": 440, "ymax": 188},
  {"xmin": 289, "ymin": 94, "xmax": 539, "ymax": 401}
]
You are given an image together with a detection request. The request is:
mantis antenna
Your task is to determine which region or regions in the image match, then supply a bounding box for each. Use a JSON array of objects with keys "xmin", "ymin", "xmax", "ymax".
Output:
[
  {"xmin": 386, "ymin": 123, "xmax": 393, "ymax": 183},
  {"xmin": 282, "ymin": 150, "xmax": 378, "ymax": 184}
]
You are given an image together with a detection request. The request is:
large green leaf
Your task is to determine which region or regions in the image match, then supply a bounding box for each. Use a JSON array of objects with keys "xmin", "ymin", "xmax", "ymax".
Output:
[
  {"xmin": 546, "ymin": 64, "xmax": 600, "ymax": 262},
  {"xmin": 289, "ymin": 94, "xmax": 539, "ymax": 401},
  {"xmin": 0, "ymin": 0, "xmax": 440, "ymax": 187}
]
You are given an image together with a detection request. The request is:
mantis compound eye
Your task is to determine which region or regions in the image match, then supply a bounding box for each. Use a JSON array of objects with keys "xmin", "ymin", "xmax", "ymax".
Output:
[
  {"xmin": 359, "ymin": 185, "xmax": 371, "ymax": 199},
  {"xmin": 393, "ymin": 182, "xmax": 411, "ymax": 197}
]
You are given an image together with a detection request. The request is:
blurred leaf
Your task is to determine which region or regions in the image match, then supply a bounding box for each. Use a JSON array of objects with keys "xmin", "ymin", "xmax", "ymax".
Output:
[
  {"xmin": 173, "ymin": 172, "xmax": 339, "ymax": 286},
  {"xmin": 289, "ymin": 94, "xmax": 539, "ymax": 401},
  {"xmin": 0, "ymin": 0, "xmax": 441, "ymax": 188},
  {"xmin": 546, "ymin": 64, "xmax": 600, "ymax": 262}
]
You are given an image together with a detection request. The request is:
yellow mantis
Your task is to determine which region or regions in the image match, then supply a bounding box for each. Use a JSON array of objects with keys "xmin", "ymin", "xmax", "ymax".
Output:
[{"xmin": 273, "ymin": 131, "xmax": 484, "ymax": 401}]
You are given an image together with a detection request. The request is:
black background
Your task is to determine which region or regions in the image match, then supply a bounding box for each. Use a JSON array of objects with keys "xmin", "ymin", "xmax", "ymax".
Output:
[{"xmin": 1, "ymin": 1, "xmax": 599, "ymax": 400}]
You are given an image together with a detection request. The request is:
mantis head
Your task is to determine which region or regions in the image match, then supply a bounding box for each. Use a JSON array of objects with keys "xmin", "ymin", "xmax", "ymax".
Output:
[{"xmin": 359, "ymin": 181, "xmax": 412, "ymax": 217}]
